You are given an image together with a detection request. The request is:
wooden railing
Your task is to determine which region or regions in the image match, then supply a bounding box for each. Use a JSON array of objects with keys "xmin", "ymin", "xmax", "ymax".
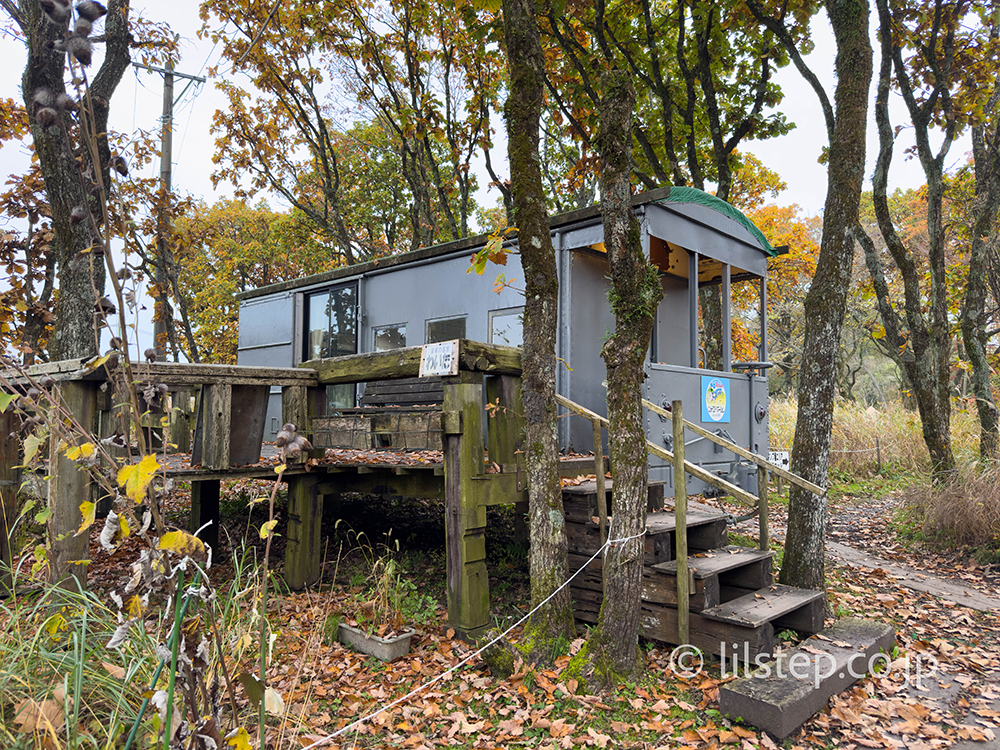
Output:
[{"xmin": 555, "ymin": 392, "xmax": 827, "ymax": 645}]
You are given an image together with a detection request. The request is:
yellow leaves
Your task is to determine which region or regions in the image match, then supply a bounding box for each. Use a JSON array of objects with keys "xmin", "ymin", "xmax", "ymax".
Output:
[
  {"xmin": 21, "ymin": 433, "xmax": 45, "ymax": 467},
  {"xmin": 82, "ymin": 353, "xmax": 113, "ymax": 372},
  {"xmin": 274, "ymin": 463, "xmax": 287, "ymax": 474},
  {"xmin": 259, "ymin": 520, "xmax": 279, "ymax": 539},
  {"xmin": 127, "ymin": 594, "xmax": 145, "ymax": 620},
  {"xmin": 117, "ymin": 454, "xmax": 160, "ymax": 504},
  {"xmin": 226, "ymin": 728, "xmax": 253, "ymax": 750},
  {"xmin": 78, "ymin": 501, "xmax": 96, "ymax": 534},
  {"xmin": 64, "ymin": 442, "xmax": 96, "ymax": 461},
  {"xmin": 158, "ymin": 530, "xmax": 207, "ymax": 560},
  {"xmin": 0, "ymin": 392, "xmax": 16, "ymax": 412}
]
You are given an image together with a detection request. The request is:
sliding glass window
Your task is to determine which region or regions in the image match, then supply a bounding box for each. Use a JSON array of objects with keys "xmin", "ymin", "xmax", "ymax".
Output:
[{"xmin": 304, "ymin": 283, "xmax": 358, "ymax": 361}]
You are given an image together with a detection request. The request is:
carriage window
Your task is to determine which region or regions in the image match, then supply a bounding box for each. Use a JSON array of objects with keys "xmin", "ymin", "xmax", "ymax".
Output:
[
  {"xmin": 427, "ymin": 316, "xmax": 466, "ymax": 344},
  {"xmin": 489, "ymin": 307, "xmax": 523, "ymax": 347},
  {"xmin": 304, "ymin": 284, "xmax": 357, "ymax": 361},
  {"xmin": 374, "ymin": 323, "xmax": 407, "ymax": 351}
]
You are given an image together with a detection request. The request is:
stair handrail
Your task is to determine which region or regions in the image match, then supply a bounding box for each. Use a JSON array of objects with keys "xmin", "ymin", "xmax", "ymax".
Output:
[
  {"xmin": 554, "ymin": 394, "xmax": 759, "ymax": 507},
  {"xmin": 640, "ymin": 398, "xmax": 826, "ymax": 498}
]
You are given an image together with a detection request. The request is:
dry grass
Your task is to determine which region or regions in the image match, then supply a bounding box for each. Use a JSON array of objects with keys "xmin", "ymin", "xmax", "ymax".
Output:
[
  {"xmin": 768, "ymin": 397, "xmax": 981, "ymax": 476},
  {"xmin": 897, "ymin": 463, "xmax": 1000, "ymax": 562},
  {"xmin": 770, "ymin": 396, "xmax": 999, "ymax": 559}
]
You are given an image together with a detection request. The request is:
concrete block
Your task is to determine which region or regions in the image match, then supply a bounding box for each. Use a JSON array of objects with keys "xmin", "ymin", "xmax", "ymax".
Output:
[{"xmin": 720, "ymin": 618, "xmax": 895, "ymax": 739}]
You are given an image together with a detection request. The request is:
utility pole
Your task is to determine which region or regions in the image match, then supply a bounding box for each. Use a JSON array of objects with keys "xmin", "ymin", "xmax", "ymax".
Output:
[{"xmin": 132, "ymin": 62, "xmax": 207, "ymax": 360}]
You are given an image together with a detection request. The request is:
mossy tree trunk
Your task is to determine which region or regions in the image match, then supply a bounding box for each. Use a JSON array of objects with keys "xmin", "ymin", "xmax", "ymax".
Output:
[
  {"xmin": 856, "ymin": 0, "xmax": 994, "ymax": 481},
  {"xmin": 582, "ymin": 71, "xmax": 663, "ymax": 685},
  {"xmin": 14, "ymin": 0, "xmax": 132, "ymax": 360},
  {"xmin": 959, "ymin": 88, "xmax": 1000, "ymax": 462},
  {"xmin": 501, "ymin": 0, "xmax": 576, "ymax": 654},
  {"xmin": 776, "ymin": 0, "xmax": 873, "ymax": 592}
]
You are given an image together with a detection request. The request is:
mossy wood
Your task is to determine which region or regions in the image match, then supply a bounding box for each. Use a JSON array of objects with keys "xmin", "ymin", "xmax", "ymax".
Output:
[
  {"xmin": 0, "ymin": 409, "xmax": 17, "ymax": 594},
  {"xmin": 49, "ymin": 380, "xmax": 97, "ymax": 590},
  {"xmin": 304, "ymin": 339, "xmax": 521, "ymax": 385},
  {"xmin": 673, "ymin": 399, "xmax": 689, "ymax": 645}
]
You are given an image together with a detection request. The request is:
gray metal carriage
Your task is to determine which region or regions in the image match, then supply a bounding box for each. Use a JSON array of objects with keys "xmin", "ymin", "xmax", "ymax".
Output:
[{"xmin": 236, "ymin": 186, "xmax": 778, "ymax": 495}]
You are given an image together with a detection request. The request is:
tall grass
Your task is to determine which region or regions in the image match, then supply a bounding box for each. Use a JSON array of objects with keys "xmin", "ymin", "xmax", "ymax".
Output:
[
  {"xmin": 0, "ymin": 545, "xmax": 266, "ymax": 749},
  {"xmin": 768, "ymin": 396, "xmax": 981, "ymax": 476},
  {"xmin": 0, "ymin": 584, "xmax": 158, "ymax": 749}
]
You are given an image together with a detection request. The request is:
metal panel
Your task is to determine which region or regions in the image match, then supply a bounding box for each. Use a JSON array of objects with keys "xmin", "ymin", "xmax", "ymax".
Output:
[
  {"xmin": 643, "ymin": 363, "xmax": 768, "ymax": 496},
  {"xmin": 566, "ymin": 251, "xmax": 615, "ymax": 454},
  {"xmin": 646, "ymin": 204, "xmax": 767, "ymax": 276},
  {"xmin": 657, "ymin": 274, "xmax": 690, "ymax": 367},
  {"xmin": 364, "ymin": 253, "xmax": 525, "ymax": 349},
  {"xmin": 237, "ymin": 294, "xmax": 295, "ymax": 364}
]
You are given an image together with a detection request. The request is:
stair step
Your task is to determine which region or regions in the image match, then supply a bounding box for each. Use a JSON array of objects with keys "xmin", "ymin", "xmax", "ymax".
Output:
[
  {"xmin": 654, "ymin": 546, "xmax": 774, "ymax": 579},
  {"xmin": 720, "ymin": 618, "xmax": 896, "ymax": 739},
  {"xmin": 644, "ymin": 501, "xmax": 729, "ymax": 534},
  {"xmin": 701, "ymin": 584, "xmax": 825, "ymax": 630}
]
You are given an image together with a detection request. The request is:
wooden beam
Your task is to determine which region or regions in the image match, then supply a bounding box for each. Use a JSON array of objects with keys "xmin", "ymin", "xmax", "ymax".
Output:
[
  {"xmin": 190, "ymin": 479, "xmax": 220, "ymax": 554},
  {"xmin": 195, "ymin": 384, "xmax": 232, "ymax": 470},
  {"xmin": 641, "ymin": 398, "xmax": 825, "ymax": 497},
  {"xmin": 49, "ymin": 381, "xmax": 97, "ymax": 590},
  {"xmin": 673, "ymin": 399, "xmax": 689, "ymax": 645},
  {"xmin": 2, "ymin": 359, "xmax": 319, "ymax": 387},
  {"xmin": 443, "ymin": 375, "xmax": 490, "ymax": 639},
  {"xmin": 0, "ymin": 409, "xmax": 18, "ymax": 595},
  {"xmin": 284, "ymin": 474, "xmax": 323, "ymax": 589},
  {"xmin": 305, "ymin": 339, "xmax": 522, "ymax": 385}
]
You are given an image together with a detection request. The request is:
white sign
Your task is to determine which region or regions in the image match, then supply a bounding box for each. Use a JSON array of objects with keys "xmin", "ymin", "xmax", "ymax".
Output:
[
  {"xmin": 419, "ymin": 340, "xmax": 459, "ymax": 377},
  {"xmin": 768, "ymin": 449, "xmax": 790, "ymax": 469}
]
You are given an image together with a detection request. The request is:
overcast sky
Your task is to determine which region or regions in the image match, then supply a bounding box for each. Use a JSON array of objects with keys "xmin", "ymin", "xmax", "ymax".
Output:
[{"xmin": 0, "ymin": 2, "xmax": 967, "ymax": 233}]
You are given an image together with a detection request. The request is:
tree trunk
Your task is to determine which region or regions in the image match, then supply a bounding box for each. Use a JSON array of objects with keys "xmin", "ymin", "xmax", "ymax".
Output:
[
  {"xmin": 959, "ymin": 94, "xmax": 1000, "ymax": 461},
  {"xmin": 18, "ymin": 0, "xmax": 131, "ymax": 360},
  {"xmin": 780, "ymin": 0, "xmax": 872, "ymax": 592},
  {"xmin": 502, "ymin": 0, "xmax": 576, "ymax": 656},
  {"xmin": 582, "ymin": 71, "xmax": 663, "ymax": 686}
]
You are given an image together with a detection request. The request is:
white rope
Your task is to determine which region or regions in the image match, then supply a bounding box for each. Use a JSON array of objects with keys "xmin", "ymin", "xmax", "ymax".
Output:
[{"xmin": 298, "ymin": 520, "xmax": 648, "ymax": 749}]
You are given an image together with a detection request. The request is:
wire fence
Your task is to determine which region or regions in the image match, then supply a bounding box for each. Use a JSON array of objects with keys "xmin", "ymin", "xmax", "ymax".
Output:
[{"xmin": 298, "ymin": 520, "xmax": 648, "ymax": 749}]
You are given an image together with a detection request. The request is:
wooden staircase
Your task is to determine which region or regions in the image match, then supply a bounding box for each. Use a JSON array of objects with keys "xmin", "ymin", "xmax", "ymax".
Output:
[{"xmin": 564, "ymin": 480, "xmax": 825, "ymax": 659}]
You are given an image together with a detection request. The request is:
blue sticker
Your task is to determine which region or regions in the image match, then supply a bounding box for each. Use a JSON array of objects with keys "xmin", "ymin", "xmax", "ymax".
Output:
[{"xmin": 701, "ymin": 376, "xmax": 730, "ymax": 423}]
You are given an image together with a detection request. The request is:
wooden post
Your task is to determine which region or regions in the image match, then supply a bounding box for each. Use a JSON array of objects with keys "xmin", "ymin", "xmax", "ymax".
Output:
[
  {"xmin": 195, "ymin": 383, "xmax": 232, "ymax": 470},
  {"xmin": 169, "ymin": 389, "xmax": 192, "ymax": 453},
  {"xmin": 486, "ymin": 375, "xmax": 527, "ymax": 546},
  {"xmin": 282, "ymin": 384, "xmax": 327, "ymax": 464},
  {"xmin": 49, "ymin": 381, "xmax": 97, "ymax": 591},
  {"xmin": 592, "ymin": 418, "xmax": 607, "ymax": 544},
  {"xmin": 190, "ymin": 479, "xmax": 220, "ymax": 554},
  {"xmin": 1, "ymin": 409, "xmax": 18, "ymax": 595},
  {"xmin": 672, "ymin": 399, "xmax": 689, "ymax": 645},
  {"xmin": 284, "ymin": 473, "xmax": 323, "ymax": 589},
  {"xmin": 443, "ymin": 373, "xmax": 489, "ymax": 639},
  {"xmin": 758, "ymin": 465, "xmax": 769, "ymax": 551}
]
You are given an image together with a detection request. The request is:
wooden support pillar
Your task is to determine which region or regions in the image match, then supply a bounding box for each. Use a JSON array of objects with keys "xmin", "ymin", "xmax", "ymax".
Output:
[
  {"xmin": 190, "ymin": 479, "xmax": 220, "ymax": 554},
  {"xmin": 444, "ymin": 373, "xmax": 489, "ymax": 639},
  {"xmin": 284, "ymin": 473, "xmax": 323, "ymax": 589},
  {"xmin": 281, "ymin": 384, "xmax": 327, "ymax": 464},
  {"xmin": 49, "ymin": 381, "xmax": 97, "ymax": 591},
  {"xmin": 169, "ymin": 389, "xmax": 192, "ymax": 453},
  {"xmin": 672, "ymin": 399, "xmax": 689, "ymax": 645},
  {"xmin": 486, "ymin": 375, "xmax": 527, "ymax": 546},
  {"xmin": 1, "ymin": 409, "xmax": 18, "ymax": 595},
  {"xmin": 758, "ymin": 465, "xmax": 770, "ymax": 551},
  {"xmin": 194, "ymin": 383, "xmax": 232, "ymax": 470}
]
